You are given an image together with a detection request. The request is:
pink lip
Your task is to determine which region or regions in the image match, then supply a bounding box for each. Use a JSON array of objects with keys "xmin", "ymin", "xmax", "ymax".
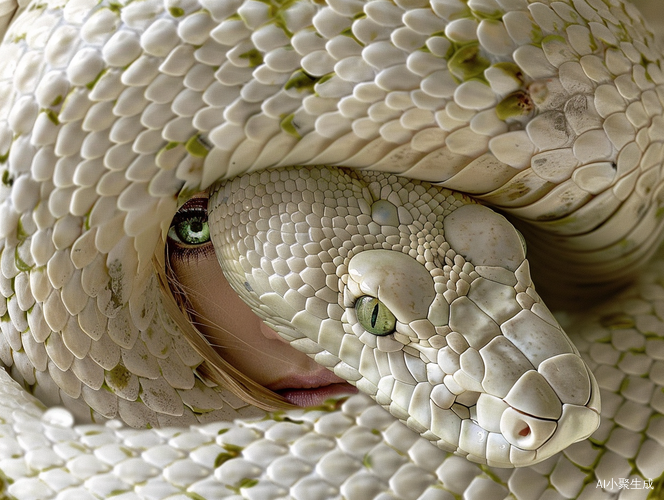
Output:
[
  {"xmin": 276, "ymin": 383, "xmax": 358, "ymax": 407},
  {"xmin": 267, "ymin": 372, "xmax": 358, "ymax": 407}
]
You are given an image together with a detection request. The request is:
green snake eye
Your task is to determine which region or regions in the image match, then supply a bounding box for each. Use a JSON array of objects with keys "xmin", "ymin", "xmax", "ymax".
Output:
[
  {"xmin": 355, "ymin": 296, "xmax": 396, "ymax": 336},
  {"xmin": 168, "ymin": 199, "xmax": 211, "ymax": 247}
]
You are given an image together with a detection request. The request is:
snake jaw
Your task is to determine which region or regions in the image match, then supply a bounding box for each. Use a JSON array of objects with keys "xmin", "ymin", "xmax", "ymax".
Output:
[{"xmin": 209, "ymin": 165, "xmax": 600, "ymax": 467}]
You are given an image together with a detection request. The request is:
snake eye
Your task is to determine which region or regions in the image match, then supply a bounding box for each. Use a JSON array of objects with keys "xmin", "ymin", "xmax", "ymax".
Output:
[
  {"xmin": 168, "ymin": 198, "xmax": 211, "ymax": 247},
  {"xmin": 355, "ymin": 296, "xmax": 396, "ymax": 335}
]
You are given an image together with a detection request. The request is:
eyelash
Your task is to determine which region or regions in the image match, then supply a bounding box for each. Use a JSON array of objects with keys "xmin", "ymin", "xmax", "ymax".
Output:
[{"xmin": 167, "ymin": 197, "xmax": 214, "ymax": 262}]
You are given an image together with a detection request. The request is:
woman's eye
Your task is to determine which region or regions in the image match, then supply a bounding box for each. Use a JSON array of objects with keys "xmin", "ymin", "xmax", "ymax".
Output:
[
  {"xmin": 169, "ymin": 216, "xmax": 210, "ymax": 246},
  {"xmin": 168, "ymin": 198, "xmax": 211, "ymax": 247},
  {"xmin": 355, "ymin": 296, "xmax": 396, "ymax": 336}
]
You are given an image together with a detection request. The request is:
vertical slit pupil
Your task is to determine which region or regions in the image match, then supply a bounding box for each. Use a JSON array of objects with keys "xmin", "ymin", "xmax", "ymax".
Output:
[{"xmin": 371, "ymin": 303, "xmax": 379, "ymax": 328}]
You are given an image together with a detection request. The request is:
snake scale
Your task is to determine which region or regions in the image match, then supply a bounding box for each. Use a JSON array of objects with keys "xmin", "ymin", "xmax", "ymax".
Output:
[{"xmin": 0, "ymin": 0, "xmax": 662, "ymax": 497}]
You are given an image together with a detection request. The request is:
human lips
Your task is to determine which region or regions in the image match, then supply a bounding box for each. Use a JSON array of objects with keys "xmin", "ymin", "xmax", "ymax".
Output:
[{"xmin": 268, "ymin": 372, "xmax": 358, "ymax": 407}]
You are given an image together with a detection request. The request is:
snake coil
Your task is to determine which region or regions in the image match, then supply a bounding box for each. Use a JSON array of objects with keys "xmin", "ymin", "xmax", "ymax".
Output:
[{"xmin": 0, "ymin": 0, "xmax": 662, "ymax": 497}]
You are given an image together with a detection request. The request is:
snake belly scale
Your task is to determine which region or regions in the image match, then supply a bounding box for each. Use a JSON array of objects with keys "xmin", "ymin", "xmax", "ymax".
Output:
[{"xmin": 0, "ymin": 0, "xmax": 661, "ymax": 498}]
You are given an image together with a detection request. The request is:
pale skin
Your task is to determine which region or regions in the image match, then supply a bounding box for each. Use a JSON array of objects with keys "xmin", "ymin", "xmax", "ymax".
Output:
[{"xmin": 167, "ymin": 195, "xmax": 357, "ymax": 407}]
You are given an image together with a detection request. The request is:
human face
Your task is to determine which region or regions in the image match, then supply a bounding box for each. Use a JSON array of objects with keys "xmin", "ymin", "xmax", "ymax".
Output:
[{"xmin": 167, "ymin": 195, "xmax": 357, "ymax": 407}]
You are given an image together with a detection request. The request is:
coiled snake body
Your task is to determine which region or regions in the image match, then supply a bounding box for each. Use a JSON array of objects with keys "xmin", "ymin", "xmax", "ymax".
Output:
[{"xmin": 0, "ymin": 0, "xmax": 662, "ymax": 497}]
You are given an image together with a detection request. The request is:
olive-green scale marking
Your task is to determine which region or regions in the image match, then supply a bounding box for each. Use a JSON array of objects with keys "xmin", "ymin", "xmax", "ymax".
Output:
[
  {"xmin": 280, "ymin": 113, "xmax": 301, "ymax": 139},
  {"xmin": 186, "ymin": 135, "xmax": 210, "ymax": 157},
  {"xmin": 1, "ymin": 171, "xmax": 12, "ymax": 186},
  {"xmin": 85, "ymin": 69, "xmax": 108, "ymax": 90},
  {"xmin": 496, "ymin": 90, "xmax": 534, "ymax": 120},
  {"xmin": 41, "ymin": 108, "xmax": 60, "ymax": 125},
  {"xmin": 284, "ymin": 69, "xmax": 330, "ymax": 94},
  {"xmin": 447, "ymin": 43, "xmax": 491, "ymax": 82},
  {"xmin": 256, "ymin": 0, "xmax": 303, "ymax": 37},
  {"xmin": 239, "ymin": 49, "xmax": 263, "ymax": 67}
]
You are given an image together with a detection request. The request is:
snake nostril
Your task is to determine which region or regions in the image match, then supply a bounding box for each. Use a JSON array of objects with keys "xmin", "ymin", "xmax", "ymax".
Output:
[{"xmin": 500, "ymin": 407, "xmax": 557, "ymax": 450}]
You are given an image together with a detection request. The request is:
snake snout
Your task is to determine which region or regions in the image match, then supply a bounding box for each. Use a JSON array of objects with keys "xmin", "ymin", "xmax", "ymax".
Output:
[
  {"xmin": 500, "ymin": 402, "xmax": 600, "ymax": 467},
  {"xmin": 499, "ymin": 353, "xmax": 601, "ymax": 465}
]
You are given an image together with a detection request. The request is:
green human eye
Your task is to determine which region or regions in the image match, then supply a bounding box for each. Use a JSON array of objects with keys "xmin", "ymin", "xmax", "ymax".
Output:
[
  {"xmin": 170, "ymin": 216, "xmax": 210, "ymax": 245},
  {"xmin": 168, "ymin": 198, "xmax": 211, "ymax": 247},
  {"xmin": 355, "ymin": 296, "xmax": 396, "ymax": 336}
]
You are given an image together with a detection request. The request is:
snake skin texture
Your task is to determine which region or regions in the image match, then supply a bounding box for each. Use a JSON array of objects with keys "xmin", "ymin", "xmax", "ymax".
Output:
[{"xmin": 0, "ymin": 0, "xmax": 662, "ymax": 497}]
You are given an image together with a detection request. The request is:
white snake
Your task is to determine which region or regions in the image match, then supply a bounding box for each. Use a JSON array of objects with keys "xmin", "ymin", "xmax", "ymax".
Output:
[{"xmin": 0, "ymin": 0, "xmax": 662, "ymax": 497}]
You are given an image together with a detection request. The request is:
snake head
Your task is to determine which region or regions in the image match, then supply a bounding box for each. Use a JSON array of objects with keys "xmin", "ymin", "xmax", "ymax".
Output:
[{"xmin": 209, "ymin": 165, "xmax": 600, "ymax": 467}]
